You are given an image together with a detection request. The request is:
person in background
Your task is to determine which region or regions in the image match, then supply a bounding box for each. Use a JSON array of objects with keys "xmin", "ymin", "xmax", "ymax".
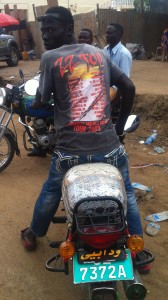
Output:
[
  {"xmin": 77, "ymin": 28, "xmax": 93, "ymax": 45},
  {"xmin": 104, "ymin": 23, "xmax": 132, "ymax": 77},
  {"xmin": 161, "ymin": 27, "xmax": 168, "ymax": 62},
  {"xmin": 104, "ymin": 23, "xmax": 132, "ymax": 128},
  {"xmin": 20, "ymin": 6, "xmax": 150, "ymax": 274}
]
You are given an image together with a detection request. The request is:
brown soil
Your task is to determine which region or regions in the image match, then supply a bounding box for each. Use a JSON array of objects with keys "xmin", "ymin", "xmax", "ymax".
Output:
[{"xmin": 0, "ymin": 59, "xmax": 168, "ymax": 300}]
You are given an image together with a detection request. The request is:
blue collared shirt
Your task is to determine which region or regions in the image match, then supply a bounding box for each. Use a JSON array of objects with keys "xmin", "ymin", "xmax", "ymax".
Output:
[{"xmin": 104, "ymin": 42, "xmax": 132, "ymax": 77}]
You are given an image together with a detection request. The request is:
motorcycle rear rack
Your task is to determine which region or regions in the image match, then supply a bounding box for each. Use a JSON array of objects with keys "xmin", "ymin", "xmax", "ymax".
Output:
[
  {"xmin": 45, "ymin": 253, "xmax": 69, "ymax": 274},
  {"xmin": 73, "ymin": 196, "xmax": 126, "ymax": 235}
]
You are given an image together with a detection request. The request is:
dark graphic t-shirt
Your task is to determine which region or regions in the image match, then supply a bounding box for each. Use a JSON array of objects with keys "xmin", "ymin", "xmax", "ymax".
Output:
[{"xmin": 39, "ymin": 44, "xmax": 123, "ymax": 154}]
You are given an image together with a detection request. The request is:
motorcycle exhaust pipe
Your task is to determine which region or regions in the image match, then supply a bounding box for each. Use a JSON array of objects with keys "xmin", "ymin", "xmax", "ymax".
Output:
[{"xmin": 122, "ymin": 269, "xmax": 147, "ymax": 300}]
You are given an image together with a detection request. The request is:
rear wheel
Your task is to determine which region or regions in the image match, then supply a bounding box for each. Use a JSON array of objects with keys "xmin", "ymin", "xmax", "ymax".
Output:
[
  {"xmin": 80, "ymin": 283, "xmax": 118, "ymax": 300},
  {"xmin": 0, "ymin": 130, "xmax": 16, "ymax": 172},
  {"xmin": 90, "ymin": 283, "xmax": 118, "ymax": 300},
  {"xmin": 92, "ymin": 292, "xmax": 118, "ymax": 300},
  {"xmin": 6, "ymin": 46, "xmax": 19, "ymax": 67},
  {"xmin": 80, "ymin": 284, "xmax": 89, "ymax": 300}
]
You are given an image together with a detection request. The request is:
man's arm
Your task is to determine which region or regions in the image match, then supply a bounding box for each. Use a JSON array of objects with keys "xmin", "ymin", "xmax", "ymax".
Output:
[
  {"xmin": 119, "ymin": 52, "xmax": 132, "ymax": 78},
  {"xmin": 30, "ymin": 52, "xmax": 54, "ymax": 109},
  {"xmin": 114, "ymin": 73, "xmax": 135, "ymax": 136}
]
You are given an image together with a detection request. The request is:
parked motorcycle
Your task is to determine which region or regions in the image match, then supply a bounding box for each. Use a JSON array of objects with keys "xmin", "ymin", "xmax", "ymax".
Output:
[
  {"xmin": 0, "ymin": 70, "xmax": 55, "ymax": 172},
  {"xmin": 45, "ymin": 116, "xmax": 154, "ymax": 300}
]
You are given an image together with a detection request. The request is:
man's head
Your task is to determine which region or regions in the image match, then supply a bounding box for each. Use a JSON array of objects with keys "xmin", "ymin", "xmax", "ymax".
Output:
[
  {"xmin": 77, "ymin": 28, "xmax": 93, "ymax": 45},
  {"xmin": 105, "ymin": 23, "xmax": 124, "ymax": 48},
  {"xmin": 38, "ymin": 6, "xmax": 74, "ymax": 50}
]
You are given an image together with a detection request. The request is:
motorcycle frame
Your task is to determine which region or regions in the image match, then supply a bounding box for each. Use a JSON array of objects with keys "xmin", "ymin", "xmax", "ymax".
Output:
[
  {"xmin": 0, "ymin": 103, "xmax": 36, "ymax": 151},
  {"xmin": 0, "ymin": 105, "xmax": 14, "ymax": 141}
]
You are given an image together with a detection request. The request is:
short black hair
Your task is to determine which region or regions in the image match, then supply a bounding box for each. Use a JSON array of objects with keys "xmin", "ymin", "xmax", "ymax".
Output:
[
  {"xmin": 79, "ymin": 28, "xmax": 93, "ymax": 39},
  {"xmin": 109, "ymin": 23, "xmax": 124, "ymax": 37},
  {"xmin": 38, "ymin": 6, "xmax": 74, "ymax": 27}
]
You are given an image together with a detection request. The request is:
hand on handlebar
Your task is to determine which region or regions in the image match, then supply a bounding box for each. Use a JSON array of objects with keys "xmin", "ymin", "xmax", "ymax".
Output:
[
  {"xmin": 118, "ymin": 134, "xmax": 125, "ymax": 145},
  {"xmin": 115, "ymin": 123, "xmax": 125, "ymax": 145}
]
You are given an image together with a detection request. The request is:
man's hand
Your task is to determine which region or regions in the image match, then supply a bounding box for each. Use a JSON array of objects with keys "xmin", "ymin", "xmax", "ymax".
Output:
[
  {"xmin": 30, "ymin": 99, "xmax": 44, "ymax": 109},
  {"xmin": 118, "ymin": 134, "xmax": 125, "ymax": 145},
  {"xmin": 115, "ymin": 124, "xmax": 125, "ymax": 144},
  {"xmin": 114, "ymin": 73, "xmax": 135, "ymax": 131},
  {"xmin": 30, "ymin": 88, "xmax": 45, "ymax": 109}
]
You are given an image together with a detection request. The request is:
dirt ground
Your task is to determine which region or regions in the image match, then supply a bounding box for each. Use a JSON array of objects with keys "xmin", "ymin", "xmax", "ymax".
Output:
[{"xmin": 0, "ymin": 59, "xmax": 168, "ymax": 300}]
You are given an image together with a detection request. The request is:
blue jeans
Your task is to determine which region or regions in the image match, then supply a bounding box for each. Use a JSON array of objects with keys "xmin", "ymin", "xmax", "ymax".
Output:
[{"xmin": 30, "ymin": 146, "xmax": 143, "ymax": 237}]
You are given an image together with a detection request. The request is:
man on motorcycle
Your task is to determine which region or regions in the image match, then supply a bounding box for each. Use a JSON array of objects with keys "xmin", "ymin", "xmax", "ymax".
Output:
[{"xmin": 21, "ymin": 6, "xmax": 150, "ymax": 273}]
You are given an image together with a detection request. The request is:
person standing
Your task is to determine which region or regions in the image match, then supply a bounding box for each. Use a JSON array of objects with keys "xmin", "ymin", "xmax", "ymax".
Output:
[
  {"xmin": 104, "ymin": 23, "xmax": 132, "ymax": 125},
  {"xmin": 104, "ymin": 23, "xmax": 132, "ymax": 77},
  {"xmin": 161, "ymin": 27, "xmax": 168, "ymax": 62},
  {"xmin": 77, "ymin": 28, "xmax": 93, "ymax": 45}
]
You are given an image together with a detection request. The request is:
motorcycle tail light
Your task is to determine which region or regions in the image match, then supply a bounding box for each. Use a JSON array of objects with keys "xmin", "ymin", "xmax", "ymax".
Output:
[
  {"xmin": 59, "ymin": 241, "xmax": 76, "ymax": 259},
  {"xmin": 127, "ymin": 235, "xmax": 144, "ymax": 252},
  {"xmin": 80, "ymin": 231, "xmax": 123, "ymax": 249}
]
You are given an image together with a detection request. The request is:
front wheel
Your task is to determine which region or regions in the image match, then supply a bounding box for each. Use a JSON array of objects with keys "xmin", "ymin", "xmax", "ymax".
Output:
[{"xmin": 0, "ymin": 130, "xmax": 16, "ymax": 172}]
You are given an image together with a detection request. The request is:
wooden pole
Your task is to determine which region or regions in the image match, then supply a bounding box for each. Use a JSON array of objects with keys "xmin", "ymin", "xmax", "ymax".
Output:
[
  {"xmin": 32, "ymin": 4, "xmax": 37, "ymax": 21},
  {"xmin": 47, "ymin": 0, "xmax": 59, "ymax": 7}
]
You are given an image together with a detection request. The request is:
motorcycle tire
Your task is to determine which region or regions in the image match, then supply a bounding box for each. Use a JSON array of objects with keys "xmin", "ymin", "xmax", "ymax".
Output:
[
  {"xmin": 89, "ymin": 282, "xmax": 118, "ymax": 300},
  {"xmin": 81, "ymin": 284, "xmax": 118, "ymax": 300},
  {"xmin": 0, "ymin": 129, "xmax": 16, "ymax": 172},
  {"xmin": 80, "ymin": 284, "xmax": 89, "ymax": 300},
  {"xmin": 91, "ymin": 292, "xmax": 118, "ymax": 300}
]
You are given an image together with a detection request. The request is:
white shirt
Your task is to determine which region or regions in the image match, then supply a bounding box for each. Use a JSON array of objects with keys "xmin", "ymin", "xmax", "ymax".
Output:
[{"xmin": 104, "ymin": 42, "xmax": 132, "ymax": 77}]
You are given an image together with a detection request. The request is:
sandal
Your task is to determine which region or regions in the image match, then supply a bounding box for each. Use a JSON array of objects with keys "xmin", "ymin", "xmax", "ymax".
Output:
[{"xmin": 21, "ymin": 227, "xmax": 37, "ymax": 251}]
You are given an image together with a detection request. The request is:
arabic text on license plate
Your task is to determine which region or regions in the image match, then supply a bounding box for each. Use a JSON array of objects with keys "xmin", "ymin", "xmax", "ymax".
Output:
[{"xmin": 73, "ymin": 249, "xmax": 134, "ymax": 284}]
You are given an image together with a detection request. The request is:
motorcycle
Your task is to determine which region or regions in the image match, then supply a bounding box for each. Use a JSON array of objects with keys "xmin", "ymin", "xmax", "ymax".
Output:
[
  {"xmin": 0, "ymin": 70, "xmax": 55, "ymax": 172},
  {"xmin": 45, "ymin": 115, "xmax": 154, "ymax": 300}
]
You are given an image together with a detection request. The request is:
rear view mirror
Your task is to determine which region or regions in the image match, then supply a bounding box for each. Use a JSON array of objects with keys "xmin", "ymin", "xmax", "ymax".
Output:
[
  {"xmin": 19, "ymin": 69, "xmax": 24, "ymax": 79},
  {"xmin": 124, "ymin": 114, "xmax": 140, "ymax": 133}
]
